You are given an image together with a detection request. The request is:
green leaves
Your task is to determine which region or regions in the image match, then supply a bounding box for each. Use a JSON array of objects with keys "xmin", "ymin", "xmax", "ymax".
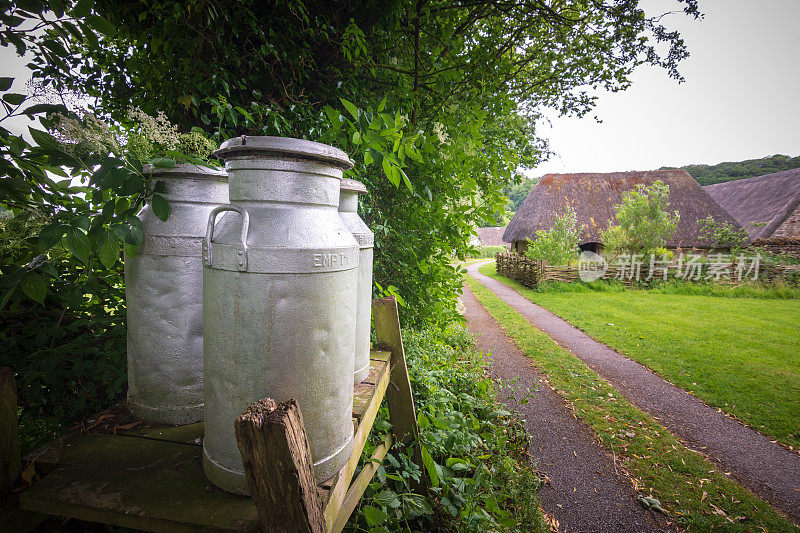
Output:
[
  {"xmin": 340, "ymin": 98, "xmax": 359, "ymax": 120},
  {"xmin": 21, "ymin": 271, "xmax": 47, "ymax": 304},
  {"xmin": 87, "ymin": 14, "xmax": 115, "ymax": 37},
  {"xmin": 151, "ymin": 194, "xmax": 170, "ymax": 222},
  {"xmin": 97, "ymin": 230, "xmax": 120, "ymax": 269},
  {"xmin": 3, "ymin": 93, "xmax": 26, "ymax": 105},
  {"xmin": 63, "ymin": 226, "xmax": 91, "ymax": 266},
  {"xmin": 70, "ymin": 0, "xmax": 95, "ymax": 18},
  {"xmin": 420, "ymin": 445, "xmax": 439, "ymax": 488}
]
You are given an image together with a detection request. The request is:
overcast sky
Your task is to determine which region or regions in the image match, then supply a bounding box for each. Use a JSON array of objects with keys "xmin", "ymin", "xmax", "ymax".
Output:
[{"xmin": 531, "ymin": 0, "xmax": 800, "ymax": 176}]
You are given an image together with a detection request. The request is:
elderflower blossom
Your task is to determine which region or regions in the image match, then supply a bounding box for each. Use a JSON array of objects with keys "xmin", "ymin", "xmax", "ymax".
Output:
[
  {"xmin": 398, "ymin": 113, "xmax": 409, "ymax": 127},
  {"xmin": 389, "ymin": 57, "xmax": 398, "ymax": 66},
  {"xmin": 432, "ymin": 122, "xmax": 450, "ymax": 145},
  {"xmin": 52, "ymin": 112, "xmax": 121, "ymax": 155},
  {"xmin": 126, "ymin": 106, "xmax": 180, "ymax": 150}
]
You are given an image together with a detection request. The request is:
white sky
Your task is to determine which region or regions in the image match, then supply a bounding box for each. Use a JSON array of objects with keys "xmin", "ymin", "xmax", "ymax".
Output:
[{"xmin": 531, "ymin": 0, "xmax": 800, "ymax": 176}]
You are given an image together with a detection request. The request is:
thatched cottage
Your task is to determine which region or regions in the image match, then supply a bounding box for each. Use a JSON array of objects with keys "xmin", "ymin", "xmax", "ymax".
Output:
[
  {"xmin": 474, "ymin": 227, "xmax": 508, "ymax": 247},
  {"xmin": 703, "ymin": 168, "xmax": 800, "ymax": 241},
  {"xmin": 503, "ymin": 170, "xmax": 740, "ymax": 254}
]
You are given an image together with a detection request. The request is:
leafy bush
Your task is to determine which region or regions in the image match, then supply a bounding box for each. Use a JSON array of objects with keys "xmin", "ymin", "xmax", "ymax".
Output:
[
  {"xmin": 524, "ymin": 206, "xmax": 581, "ymax": 265},
  {"xmin": 699, "ymin": 216, "xmax": 750, "ymax": 253},
  {"xmin": 351, "ymin": 327, "xmax": 545, "ymax": 532},
  {"xmin": 602, "ymin": 181, "xmax": 679, "ymax": 254}
]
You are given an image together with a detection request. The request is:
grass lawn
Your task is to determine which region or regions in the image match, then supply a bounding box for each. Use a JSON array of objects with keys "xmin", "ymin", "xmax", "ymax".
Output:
[
  {"xmin": 465, "ymin": 275, "xmax": 798, "ymax": 531},
  {"xmin": 479, "ymin": 262, "xmax": 800, "ymax": 450}
]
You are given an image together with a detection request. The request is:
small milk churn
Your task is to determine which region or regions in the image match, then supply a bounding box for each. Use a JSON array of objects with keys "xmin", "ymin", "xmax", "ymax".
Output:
[
  {"xmin": 338, "ymin": 178, "xmax": 374, "ymax": 384},
  {"xmin": 125, "ymin": 164, "xmax": 228, "ymax": 425},
  {"xmin": 203, "ymin": 136, "xmax": 358, "ymax": 494}
]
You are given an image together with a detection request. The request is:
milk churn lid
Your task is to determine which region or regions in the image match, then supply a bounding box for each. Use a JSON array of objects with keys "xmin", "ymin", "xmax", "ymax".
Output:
[
  {"xmin": 340, "ymin": 177, "xmax": 367, "ymax": 194},
  {"xmin": 143, "ymin": 163, "xmax": 227, "ymax": 178},
  {"xmin": 214, "ymin": 136, "xmax": 353, "ymax": 170}
]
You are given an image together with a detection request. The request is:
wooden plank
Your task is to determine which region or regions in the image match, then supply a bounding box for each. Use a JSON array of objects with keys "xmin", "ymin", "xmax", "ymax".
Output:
[
  {"xmin": 0, "ymin": 495, "xmax": 47, "ymax": 533},
  {"xmin": 322, "ymin": 351, "xmax": 391, "ymax": 530},
  {"xmin": 19, "ymin": 433, "xmax": 258, "ymax": 532},
  {"xmin": 372, "ymin": 296, "xmax": 426, "ymax": 493},
  {"xmin": 330, "ymin": 433, "xmax": 393, "ymax": 533},
  {"xmin": 1, "ymin": 367, "xmax": 21, "ymax": 494},
  {"xmin": 234, "ymin": 398, "xmax": 326, "ymax": 533},
  {"xmin": 117, "ymin": 422, "xmax": 204, "ymax": 445},
  {"xmin": 352, "ymin": 359, "xmax": 388, "ymax": 420}
]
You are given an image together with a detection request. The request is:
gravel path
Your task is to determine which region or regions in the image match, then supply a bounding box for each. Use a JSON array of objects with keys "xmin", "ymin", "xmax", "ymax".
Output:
[
  {"xmin": 466, "ymin": 261, "xmax": 800, "ymax": 523},
  {"xmin": 461, "ymin": 285, "xmax": 669, "ymax": 532}
]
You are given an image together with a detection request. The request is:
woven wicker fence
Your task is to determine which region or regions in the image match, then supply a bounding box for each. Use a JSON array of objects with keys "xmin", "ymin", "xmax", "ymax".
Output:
[{"xmin": 494, "ymin": 252, "xmax": 800, "ymax": 287}]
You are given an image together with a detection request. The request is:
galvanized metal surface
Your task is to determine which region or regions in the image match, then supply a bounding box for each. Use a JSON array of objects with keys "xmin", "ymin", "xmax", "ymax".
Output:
[
  {"xmin": 203, "ymin": 137, "xmax": 358, "ymax": 494},
  {"xmin": 125, "ymin": 164, "xmax": 228, "ymax": 425},
  {"xmin": 339, "ymin": 179, "xmax": 374, "ymax": 384}
]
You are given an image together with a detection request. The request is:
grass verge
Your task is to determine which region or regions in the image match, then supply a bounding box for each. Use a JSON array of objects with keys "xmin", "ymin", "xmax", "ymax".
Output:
[
  {"xmin": 480, "ymin": 262, "xmax": 800, "ymax": 449},
  {"xmin": 465, "ymin": 274, "xmax": 798, "ymax": 531}
]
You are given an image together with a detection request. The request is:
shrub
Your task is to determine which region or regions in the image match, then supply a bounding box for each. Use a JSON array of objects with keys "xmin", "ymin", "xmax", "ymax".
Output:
[
  {"xmin": 699, "ymin": 216, "xmax": 750, "ymax": 253},
  {"xmin": 524, "ymin": 206, "xmax": 581, "ymax": 265},
  {"xmin": 602, "ymin": 181, "xmax": 679, "ymax": 254},
  {"xmin": 352, "ymin": 327, "xmax": 546, "ymax": 532}
]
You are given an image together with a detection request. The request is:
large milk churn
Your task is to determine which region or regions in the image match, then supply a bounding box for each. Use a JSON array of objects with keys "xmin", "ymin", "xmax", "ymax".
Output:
[
  {"xmin": 125, "ymin": 164, "xmax": 228, "ymax": 425},
  {"xmin": 202, "ymin": 136, "xmax": 358, "ymax": 494},
  {"xmin": 338, "ymin": 178, "xmax": 374, "ymax": 384}
]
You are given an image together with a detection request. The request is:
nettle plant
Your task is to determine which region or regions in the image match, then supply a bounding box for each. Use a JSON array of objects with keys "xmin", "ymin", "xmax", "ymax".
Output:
[{"xmin": 525, "ymin": 206, "xmax": 582, "ymax": 265}]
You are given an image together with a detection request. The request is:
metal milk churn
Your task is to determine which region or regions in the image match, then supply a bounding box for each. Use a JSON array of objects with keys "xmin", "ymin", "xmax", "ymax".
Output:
[
  {"xmin": 338, "ymin": 178, "xmax": 374, "ymax": 384},
  {"xmin": 202, "ymin": 136, "xmax": 358, "ymax": 494},
  {"xmin": 125, "ymin": 164, "xmax": 228, "ymax": 424}
]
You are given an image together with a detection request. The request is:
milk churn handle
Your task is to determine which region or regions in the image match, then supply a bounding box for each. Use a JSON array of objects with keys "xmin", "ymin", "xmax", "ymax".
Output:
[{"xmin": 204, "ymin": 205, "xmax": 250, "ymax": 271}]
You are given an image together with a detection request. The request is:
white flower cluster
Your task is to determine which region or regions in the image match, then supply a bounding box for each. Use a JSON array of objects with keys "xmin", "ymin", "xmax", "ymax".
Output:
[
  {"xmin": 53, "ymin": 112, "xmax": 121, "ymax": 155},
  {"xmin": 432, "ymin": 122, "xmax": 450, "ymax": 145},
  {"xmin": 126, "ymin": 106, "xmax": 180, "ymax": 150},
  {"xmin": 398, "ymin": 113, "xmax": 409, "ymax": 127}
]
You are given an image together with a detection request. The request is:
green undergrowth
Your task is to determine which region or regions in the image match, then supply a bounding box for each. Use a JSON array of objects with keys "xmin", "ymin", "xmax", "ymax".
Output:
[
  {"xmin": 348, "ymin": 327, "xmax": 546, "ymax": 532},
  {"xmin": 481, "ymin": 262, "xmax": 800, "ymax": 449},
  {"xmin": 464, "ymin": 275, "xmax": 798, "ymax": 531}
]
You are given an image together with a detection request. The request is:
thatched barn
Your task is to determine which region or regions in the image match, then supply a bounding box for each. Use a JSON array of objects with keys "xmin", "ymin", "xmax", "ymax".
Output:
[
  {"xmin": 474, "ymin": 226, "xmax": 508, "ymax": 247},
  {"xmin": 503, "ymin": 170, "xmax": 740, "ymax": 254},
  {"xmin": 703, "ymin": 168, "xmax": 800, "ymax": 240}
]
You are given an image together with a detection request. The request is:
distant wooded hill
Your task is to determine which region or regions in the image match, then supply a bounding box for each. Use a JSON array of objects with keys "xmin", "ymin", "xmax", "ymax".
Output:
[{"xmin": 661, "ymin": 154, "xmax": 800, "ymax": 186}]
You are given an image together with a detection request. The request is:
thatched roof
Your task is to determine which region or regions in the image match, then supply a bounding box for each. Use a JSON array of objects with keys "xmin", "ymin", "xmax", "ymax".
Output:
[
  {"xmin": 475, "ymin": 227, "xmax": 508, "ymax": 246},
  {"xmin": 503, "ymin": 170, "xmax": 740, "ymax": 247},
  {"xmin": 703, "ymin": 168, "xmax": 800, "ymax": 240}
]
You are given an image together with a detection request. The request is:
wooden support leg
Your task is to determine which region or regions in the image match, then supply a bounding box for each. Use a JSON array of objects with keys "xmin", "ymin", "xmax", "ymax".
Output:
[
  {"xmin": 234, "ymin": 398, "xmax": 326, "ymax": 533},
  {"xmin": 371, "ymin": 297, "xmax": 427, "ymax": 494},
  {"xmin": 1, "ymin": 367, "xmax": 21, "ymax": 495}
]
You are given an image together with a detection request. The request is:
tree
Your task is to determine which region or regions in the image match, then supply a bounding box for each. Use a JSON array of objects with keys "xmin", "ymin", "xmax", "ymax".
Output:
[
  {"xmin": 524, "ymin": 206, "xmax": 581, "ymax": 265},
  {"xmin": 5, "ymin": 0, "xmax": 701, "ymax": 327},
  {"xmin": 504, "ymin": 177, "xmax": 539, "ymax": 213},
  {"xmin": 602, "ymin": 181, "xmax": 680, "ymax": 254}
]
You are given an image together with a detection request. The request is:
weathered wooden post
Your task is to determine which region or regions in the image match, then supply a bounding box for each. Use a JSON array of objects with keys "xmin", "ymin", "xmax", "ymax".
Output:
[
  {"xmin": 372, "ymin": 296, "xmax": 427, "ymax": 494},
  {"xmin": 1, "ymin": 367, "xmax": 21, "ymax": 494},
  {"xmin": 234, "ymin": 398, "xmax": 327, "ymax": 533}
]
